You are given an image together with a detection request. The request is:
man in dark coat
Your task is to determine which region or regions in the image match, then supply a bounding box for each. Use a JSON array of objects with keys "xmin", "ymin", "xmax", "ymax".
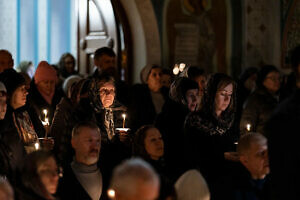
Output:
[
  {"xmin": 57, "ymin": 121, "xmax": 107, "ymax": 200},
  {"xmin": 213, "ymin": 133, "xmax": 271, "ymax": 200}
]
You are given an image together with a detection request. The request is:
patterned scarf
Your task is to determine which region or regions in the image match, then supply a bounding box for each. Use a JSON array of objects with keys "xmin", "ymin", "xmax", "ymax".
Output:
[
  {"xmin": 12, "ymin": 110, "xmax": 39, "ymax": 151},
  {"xmin": 104, "ymin": 108, "xmax": 115, "ymax": 140}
]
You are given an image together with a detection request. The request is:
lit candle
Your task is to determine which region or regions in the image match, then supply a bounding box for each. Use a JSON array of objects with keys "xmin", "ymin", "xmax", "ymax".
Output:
[
  {"xmin": 41, "ymin": 109, "xmax": 50, "ymax": 126},
  {"xmin": 179, "ymin": 63, "xmax": 186, "ymax": 72},
  {"xmin": 34, "ymin": 142, "xmax": 40, "ymax": 150},
  {"xmin": 107, "ymin": 189, "xmax": 115, "ymax": 199},
  {"xmin": 41, "ymin": 109, "xmax": 50, "ymax": 138},
  {"xmin": 173, "ymin": 64, "xmax": 180, "ymax": 75},
  {"xmin": 122, "ymin": 114, "xmax": 126, "ymax": 128},
  {"xmin": 43, "ymin": 109, "xmax": 47, "ymax": 116},
  {"xmin": 246, "ymin": 124, "xmax": 251, "ymax": 132}
]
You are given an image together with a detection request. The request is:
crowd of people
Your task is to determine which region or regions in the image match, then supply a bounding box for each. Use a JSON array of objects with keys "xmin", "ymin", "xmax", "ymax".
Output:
[{"xmin": 0, "ymin": 45, "xmax": 300, "ymax": 200}]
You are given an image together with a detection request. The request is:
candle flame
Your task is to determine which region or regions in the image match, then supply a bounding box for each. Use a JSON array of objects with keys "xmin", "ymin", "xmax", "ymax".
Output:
[
  {"xmin": 43, "ymin": 109, "xmax": 48, "ymax": 116},
  {"xmin": 179, "ymin": 63, "xmax": 186, "ymax": 72},
  {"xmin": 34, "ymin": 142, "xmax": 40, "ymax": 150},
  {"xmin": 173, "ymin": 64, "xmax": 180, "ymax": 75},
  {"xmin": 246, "ymin": 124, "xmax": 251, "ymax": 132},
  {"xmin": 122, "ymin": 114, "xmax": 126, "ymax": 119},
  {"xmin": 107, "ymin": 189, "xmax": 115, "ymax": 198}
]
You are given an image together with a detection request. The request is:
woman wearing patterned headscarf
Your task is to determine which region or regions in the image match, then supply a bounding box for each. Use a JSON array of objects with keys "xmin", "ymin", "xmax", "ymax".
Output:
[{"xmin": 184, "ymin": 73, "xmax": 239, "ymax": 187}]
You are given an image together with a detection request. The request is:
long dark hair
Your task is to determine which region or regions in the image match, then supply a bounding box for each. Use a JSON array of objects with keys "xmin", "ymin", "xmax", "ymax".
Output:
[
  {"xmin": 21, "ymin": 150, "xmax": 56, "ymax": 200},
  {"xmin": 201, "ymin": 73, "xmax": 236, "ymax": 120},
  {"xmin": 132, "ymin": 125, "xmax": 156, "ymax": 160}
]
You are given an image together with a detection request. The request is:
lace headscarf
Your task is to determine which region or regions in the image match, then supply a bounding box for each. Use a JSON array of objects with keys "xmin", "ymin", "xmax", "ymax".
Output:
[{"xmin": 188, "ymin": 73, "xmax": 236, "ymax": 135}]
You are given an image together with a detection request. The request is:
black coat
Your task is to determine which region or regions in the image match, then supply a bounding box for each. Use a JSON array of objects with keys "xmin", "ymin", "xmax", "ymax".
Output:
[
  {"xmin": 128, "ymin": 84, "xmax": 168, "ymax": 132},
  {"xmin": 0, "ymin": 105, "xmax": 43, "ymax": 184},
  {"xmin": 155, "ymin": 99, "xmax": 190, "ymax": 178},
  {"xmin": 184, "ymin": 110, "xmax": 238, "ymax": 185},
  {"xmin": 0, "ymin": 120, "xmax": 26, "ymax": 185},
  {"xmin": 213, "ymin": 163, "xmax": 271, "ymax": 200},
  {"xmin": 57, "ymin": 164, "xmax": 105, "ymax": 200},
  {"xmin": 265, "ymin": 89, "xmax": 300, "ymax": 200},
  {"xmin": 51, "ymin": 97, "xmax": 78, "ymax": 165},
  {"xmin": 27, "ymin": 80, "xmax": 63, "ymax": 126}
]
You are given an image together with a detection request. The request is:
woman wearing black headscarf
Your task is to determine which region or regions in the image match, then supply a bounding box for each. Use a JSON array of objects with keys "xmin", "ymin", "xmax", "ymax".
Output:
[
  {"xmin": 155, "ymin": 77, "xmax": 199, "ymax": 178},
  {"xmin": 184, "ymin": 73, "xmax": 239, "ymax": 186}
]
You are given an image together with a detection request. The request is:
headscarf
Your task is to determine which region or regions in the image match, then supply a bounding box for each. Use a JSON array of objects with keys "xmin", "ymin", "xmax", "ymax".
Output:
[
  {"xmin": 189, "ymin": 73, "xmax": 236, "ymax": 135},
  {"xmin": 169, "ymin": 77, "xmax": 199, "ymax": 105}
]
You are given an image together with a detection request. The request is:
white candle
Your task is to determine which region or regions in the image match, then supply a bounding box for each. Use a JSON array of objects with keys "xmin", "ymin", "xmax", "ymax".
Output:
[
  {"xmin": 246, "ymin": 124, "xmax": 251, "ymax": 132},
  {"xmin": 122, "ymin": 114, "xmax": 126, "ymax": 128}
]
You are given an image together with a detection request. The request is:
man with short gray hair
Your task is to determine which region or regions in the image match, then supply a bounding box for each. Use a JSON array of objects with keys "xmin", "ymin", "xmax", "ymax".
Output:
[
  {"xmin": 58, "ymin": 121, "xmax": 103, "ymax": 200},
  {"xmin": 213, "ymin": 133, "xmax": 271, "ymax": 200},
  {"xmin": 109, "ymin": 158, "xmax": 160, "ymax": 200}
]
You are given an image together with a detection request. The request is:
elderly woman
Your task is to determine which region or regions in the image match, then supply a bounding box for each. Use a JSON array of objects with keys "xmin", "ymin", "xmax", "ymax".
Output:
[
  {"xmin": 16, "ymin": 151, "xmax": 60, "ymax": 200},
  {"xmin": 240, "ymin": 65, "xmax": 281, "ymax": 135},
  {"xmin": 82, "ymin": 75, "xmax": 130, "ymax": 180},
  {"xmin": 28, "ymin": 61, "xmax": 62, "ymax": 127},
  {"xmin": 185, "ymin": 73, "xmax": 239, "ymax": 186},
  {"xmin": 88, "ymin": 75, "xmax": 127, "ymax": 143}
]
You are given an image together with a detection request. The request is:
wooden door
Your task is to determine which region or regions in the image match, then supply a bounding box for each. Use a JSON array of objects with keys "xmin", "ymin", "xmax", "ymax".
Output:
[{"xmin": 77, "ymin": 0, "xmax": 118, "ymax": 75}]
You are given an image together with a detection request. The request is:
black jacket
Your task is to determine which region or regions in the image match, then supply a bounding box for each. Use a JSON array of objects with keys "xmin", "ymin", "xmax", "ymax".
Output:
[
  {"xmin": 213, "ymin": 163, "xmax": 271, "ymax": 200},
  {"xmin": 265, "ymin": 89, "xmax": 300, "ymax": 200},
  {"xmin": 27, "ymin": 79, "xmax": 63, "ymax": 125},
  {"xmin": 128, "ymin": 84, "xmax": 168, "ymax": 132},
  {"xmin": 57, "ymin": 164, "xmax": 105, "ymax": 200}
]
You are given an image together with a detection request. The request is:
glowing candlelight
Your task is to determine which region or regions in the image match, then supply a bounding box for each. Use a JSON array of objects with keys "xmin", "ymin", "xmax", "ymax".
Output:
[
  {"xmin": 41, "ymin": 109, "xmax": 50, "ymax": 138},
  {"xmin": 246, "ymin": 124, "xmax": 251, "ymax": 132},
  {"xmin": 41, "ymin": 109, "xmax": 50, "ymax": 126},
  {"xmin": 173, "ymin": 64, "xmax": 180, "ymax": 75},
  {"xmin": 122, "ymin": 114, "xmax": 126, "ymax": 128},
  {"xmin": 34, "ymin": 142, "xmax": 40, "ymax": 150},
  {"xmin": 43, "ymin": 109, "xmax": 48, "ymax": 116},
  {"xmin": 107, "ymin": 189, "xmax": 115, "ymax": 198},
  {"xmin": 179, "ymin": 63, "xmax": 186, "ymax": 72}
]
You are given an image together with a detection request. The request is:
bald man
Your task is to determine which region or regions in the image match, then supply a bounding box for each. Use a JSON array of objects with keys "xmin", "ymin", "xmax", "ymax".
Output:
[
  {"xmin": 110, "ymin": 158, "xmax": 160, "ymax": 200},
  {"xmin": 0, "ymin": 50, "xmax": 14, "ymax": 73},
  {"xmin": 213, "ymin": 133, "xmax": 271, "ymax": 200}
]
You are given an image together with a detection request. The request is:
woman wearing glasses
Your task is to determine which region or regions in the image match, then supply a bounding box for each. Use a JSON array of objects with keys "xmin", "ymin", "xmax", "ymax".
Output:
[{"xmin": 240, "ymin": 65, "xmax": 281, "ymax": 135}]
